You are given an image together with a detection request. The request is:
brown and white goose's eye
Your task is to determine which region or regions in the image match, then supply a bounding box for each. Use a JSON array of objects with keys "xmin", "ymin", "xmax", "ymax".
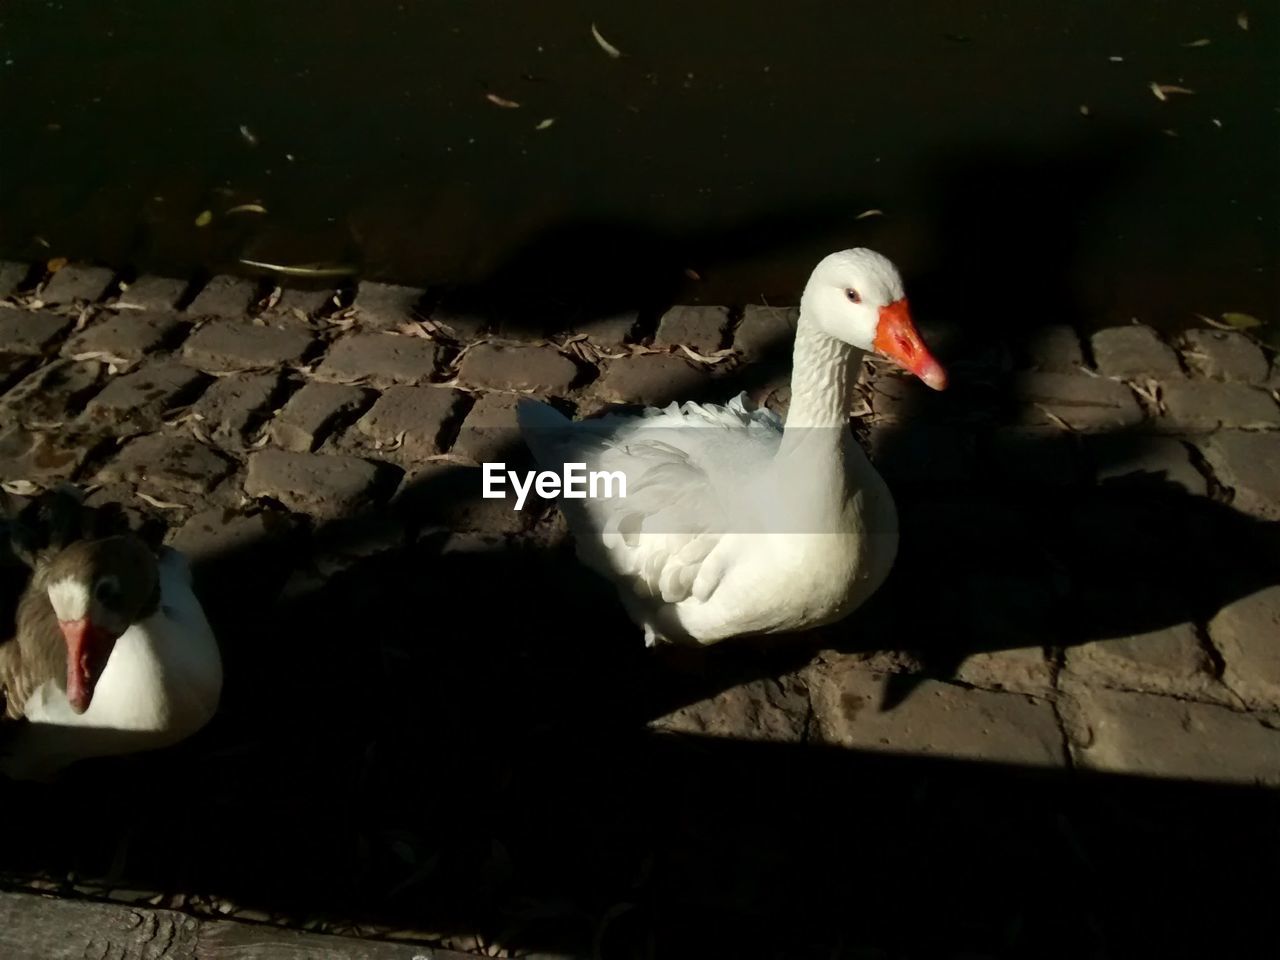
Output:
[
  {"xmin": 94, "ymin": 576, "xmax": 120, "ymax": 606},
  {"xmin": 845, "ymin": 288, "xmax": 861, "ymax": 304}
]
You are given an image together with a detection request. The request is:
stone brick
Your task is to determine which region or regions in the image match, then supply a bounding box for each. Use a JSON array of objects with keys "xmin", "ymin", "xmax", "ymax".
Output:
[
  {"xmin": 0, "ymin": 311, "xmax": 74, "ymax": 355},
  {"xmin": 354, "ymin": 386, "xmax": 460, "ymax": 460},
  {"xmin": 1209, "ymin": 586, "xmax": 1280, "ymax": 711},
  {"xmin": 1091, "ymin": 325, "xmax": 1182, "ymax": 379},
  {"xmin": 97, "ymin": 433, "xmax": 233, "ymax": 495},
  {"xmin": 1084, "ymin": 434, "xmax": 1207, "ymax": 495},
  {"xmin": 182, "ymin": 319, "xmax": 313, "ymax": 372},
  {"xmin": 270, "ymin": 382, "xmax": 370, "ymax": 453},
  {"xmin": 0, "ymin": 426, "xmax": 92, "ymax": 484},
  {"xmin": 1061, "ymin": 684, "xmax": 1280, "ymax": 785},
  {"xmin": 1159, "ymin": 381, "xmax": 1280, "ymax": 432},
  {"xmin": 450, "ymin": 392, "xmax": 528, "ymax": 464},
  {"xmin": 869, "ymin": 424, "xmax": 977, "ymax": 487},
  {"xmin": 570, "ymin": 309, "xmax": 639, "ymax": 346},
  {"xmin": 186, "ymin": 275, "xmax": 259, "ymax": 318},
  {"xmin": 394, "ymin": 462, "xmax": 533, "ymax": 534},
  {"xmin": 169, "ymin": 508, "xmax": 276, "ymax": 566},
  {"xmin": 0, "ymin": 353, "xmax": 33, "ymax": 391},
  {"xmin": 39, "ymin": 264, "xmax": 115, "ymax": 305},
  {"xmin": 244, "ymin": 450, "xmax": 381, "ymax": 519},
  {"xmin": 190, "ymin": 372, "xmax": 280, "ymax": 439},
  {"xmin": 273, "ymin": 287, "xmax": 335, "ymax": 318},
  {"xmin": 651, "ymin": 674, "xmax": 809, "ymax": 741},
  {"xmin": 1181, "ymin": 329, "xmax": 1269, "ymax": 383},
  {"xmin": 1, "ymin": 359, "xmax": 104, "ymax": 428},
  {"xmin": 0, "ymin": 261, "xmax": 30, "ymax": 297},
  {"xmin": 115, "ymin": 275, "xmax": 188, "ymax": 312},
  {"xmin": 1022, "ymin": 325, "xmax": 1084, "ymax": 372},
  {"xmin": 808, "ymin": 663, "xmax": 1065, "ymax": 767},
  {"xmin": 455, "ymin": 342, "xmax": 578, "ymax": 395},
  {"xmin": 85, "ymin": 361, "xmax": 207, "ymax": 432},
  {"xmin": 62, "ymin": 311, "xmax": 183, "ymax": 362},
  {"xmin": 983, "ymin": 429, "xmax": 1083, "ymax": 487},
  {"xmin": 1200, "ymin": 432, "xmax": 1280, "ymax": 520},
  {"xmin": 1063, "ymin": 622, "xmax": 1223, "ymax": 702},
  {"xmin": 1012, "ymin": 372, "xmax": 1143, "ymax": 432},
  {"xmin": 313, "ymin": 332, "xmax": 441, "ymax": 387},
  {"xmin": 589, "ymin": 354, "xmax": 707, "ymax": 406},
  {"xmin": 654, "ymin": 304, "xmax": 729, "ymax": 353},
  {"xmin": 954, "ymin": 647, "xmax": 1054, "ymax": 697},
  {"xmin": 733, "ymin": 305, "xmax": 796, "ymax": 362},
  {"xmin": 351, "ymin": 281, "xmax": 424, "ymax": 329}
]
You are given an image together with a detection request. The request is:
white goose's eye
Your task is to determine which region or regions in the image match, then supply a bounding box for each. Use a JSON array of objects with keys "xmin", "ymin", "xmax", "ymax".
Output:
[{"xmin": 844, "ymin": 288, "xmax": 861, "ymax": 304}]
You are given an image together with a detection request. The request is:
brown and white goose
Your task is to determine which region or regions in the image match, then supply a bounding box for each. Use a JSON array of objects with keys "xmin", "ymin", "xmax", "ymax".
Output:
[{"xmin": 0, "ymin": 488, "xmax": 222, "ymax": 780}]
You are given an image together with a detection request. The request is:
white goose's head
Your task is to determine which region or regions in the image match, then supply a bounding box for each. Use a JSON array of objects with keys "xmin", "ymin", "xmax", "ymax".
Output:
[{"xmin": 802, "ymin": 248, "xmax": 947, "ymax": 390}]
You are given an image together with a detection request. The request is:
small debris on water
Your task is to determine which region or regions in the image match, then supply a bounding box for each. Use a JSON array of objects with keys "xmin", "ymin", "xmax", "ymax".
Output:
[
  {"xmin": 46, "ymin": 257, "xmax": 68, "ymax": 273},
  {"xmin": 535, "ymin": 117, "xmax": 556, "ymax": 130},
  {"xmin": 1108, "ymin": 55, "xmax": 1125, "ymax": 62},
  {"xmin": 1150, "ymin": 82, "xmax": 1195, "ymax": 101},
  {"xmin": 194, "ymin": 210, "xmax": 213, "ymax": 227},
  {"xmin": 239, "ymin": 124, "xmax": 258, "ymax": 146},
  {"xmin": 1079, "ymin": 104, "xmax": 1090, "ymax": 116},
  {"xmin": 485, "ymin": 92, "xmax": 521, "ymax": 109},
  {"xmin": 1181, "ymin": 38, "xmax": 1212, "ymax": 47},
  {"xmin": 591, "ymin": 22, "xmax": 623, "ymax": 58},
  {"xmin": 1237, "ymin": 11, "xmax": 1249, "ymax": 31},
  {"xmin": 683, "ymin": 267, "xmax": 702, "ymax": 280},
  {"xmin": 855, "ymin": 209, "xmax": 884, "ymax": 220},
  {"xmin": 225, "ymin": 203, "xmax": 267, "ymax": 215}
]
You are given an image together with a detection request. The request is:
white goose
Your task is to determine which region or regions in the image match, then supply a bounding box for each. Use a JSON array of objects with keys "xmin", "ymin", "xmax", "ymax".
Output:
[
  {"xmin": 0, "ymin": 490, "xmax": 222, "ymax": 780},
  {"xmin": 518, "ymin": 248, "xmax": 946, "ymax": 646}
]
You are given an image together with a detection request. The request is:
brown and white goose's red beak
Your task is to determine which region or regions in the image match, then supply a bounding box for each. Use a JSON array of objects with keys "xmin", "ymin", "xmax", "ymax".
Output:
[
  {"xmin": 59, "ymin": 618, "xmax": 116, "ymax": 714},
  {"xmin": 873, "ymin": 298, "xmax": 948, "ymax": 390}
]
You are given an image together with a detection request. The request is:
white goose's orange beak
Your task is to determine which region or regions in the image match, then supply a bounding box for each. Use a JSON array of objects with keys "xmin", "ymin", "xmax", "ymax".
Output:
[{"xmin": 873, "ymin": 298, "xmax": 947, "ymax": 390}]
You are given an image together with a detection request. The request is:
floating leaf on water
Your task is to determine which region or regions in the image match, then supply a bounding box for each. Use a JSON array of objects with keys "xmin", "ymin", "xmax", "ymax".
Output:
[
  {"xmin": 1181, "ymin": 38, "xmax": 1212, "ymax": 47},
  {"xmin": 1159, "ymin": 83, "xmax": 1195, "ymax": 96},
  {"xmin": 855, "ymin": 208, "xmax": 884, "ymax": 220},
  {"xmin": 485, "ymin": 92, "xmax": 521, "ymax": 109},
  {"xmin": 46, "ymin": 256, "xmax": 68, "ymax": 272},
  {"xmin": 1108, "ymin": 55, "xmax": 1124, "ymax": 62},
  {"xmin": 683, "ymin": 267, "xmax": 702, "ymax": 281},
  {"xmin": 236, "ymin": 257, "xmax": 357, "ymax": 278},
  {"xmin": 591, "ymin": 22, "xmax": 623, "ymax": 58},
  {"xmin": 535, "ymin": 117, "xmax": 556, "ymax": 130},
  {"xmin": 225, "ymin": 203, "xmax": 267, "ymax": 215},
  {"xmin": 239, "ymin": 124, "xmax": 258, "ymax": 146},
  {"xmin": 1222, "ymin": 311, "xmax": 1263, "ymax": 329},
  {"xmin": 1211, "ymin": 117, "xmax": 1223, "ymax": 128},
  {"xmin": 1079, "ymin": 104, "xmax": 1091, "ymax": 116},
  {"xmin": 1237, "ymin": 11, "xmax": 1249, "ymax": 31},
  {"xmin": 194, "ymin": 210, "xmax": 213, "ymax": 227}
]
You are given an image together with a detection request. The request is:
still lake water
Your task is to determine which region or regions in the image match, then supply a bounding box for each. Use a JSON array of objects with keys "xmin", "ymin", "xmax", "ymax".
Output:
[{"xmin": 1, "ymin": 1, "xmax": 1276, "ymax": 338}]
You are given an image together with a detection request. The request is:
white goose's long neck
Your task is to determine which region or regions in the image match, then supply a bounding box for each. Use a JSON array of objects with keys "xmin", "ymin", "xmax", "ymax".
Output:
[{"xmin": 779, "ymin": 307, "xmax": 861, "ymax": 448}]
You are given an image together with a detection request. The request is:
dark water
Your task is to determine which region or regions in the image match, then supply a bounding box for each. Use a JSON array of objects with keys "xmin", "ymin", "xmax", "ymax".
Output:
[{"xmin": 1, "ymin": 1, "xmax": 1276, "ymax": 333}]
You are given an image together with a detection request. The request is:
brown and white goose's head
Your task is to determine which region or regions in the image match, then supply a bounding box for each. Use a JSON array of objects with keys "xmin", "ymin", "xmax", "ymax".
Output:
[{"xmin": 43, "ymin": 536, "xmax": 159, "ymax": 713}]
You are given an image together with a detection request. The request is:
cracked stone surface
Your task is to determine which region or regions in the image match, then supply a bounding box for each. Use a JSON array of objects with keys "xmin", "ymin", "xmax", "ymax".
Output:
[
  {"xmin": 270, "ymin": 382, "xmax": 370, "ymax": 453},
  {"xmin": 588, "ymin": 353, "xmax": 707, "ymax": 405},
  {"xmin": 313, "ymin": 332, "xmax": 441, "ymax": 387},
  {"xmin": 183, "ymin": 319, "xmax": 313, "ymax": 372},
  {"xmin": 115, "ymin": 275, "xmax": 188, "ymax": 311},
  {"xmin": 1208, "ymin": 585, "xmax": 1280, "ymax": 711},
  {"xmin": 733, "ymin": 305, "xmax": 797, "ymax": 362},
  {"xmin": 244, "ymin": 449, "xmax": 382, "ymax": 519},
  {"xmin": 1181, "ymin": 329, "xmax": 1270, "ymax": 383},
  {"xmin": 1159, "ymin": 381, "xmax": 1280, "ymax": 432},
  {"xmin": 191, "ymin": 371, "xmax": 279, "ymax": 440},
  {"xmin": 1012, "ymin": 372, "xmax": 1144, "ymax": 431},
  {"xmin": 38, "ymin": 264, "xmax": 115, "ymax": 304},
  {"xmin": 187, "ymin": 275, "xmax": 259, "ymax": 318},
  {"xmin": 352, "ymin": 385, "xmax": 460, "ymax": 460},
  {"xmin": 1021, "ymin": 324, "xmax": 1084, "ymax": 372},
  {"xmin": 0, "ymin": 311, "xmax": 74, "ymax": 355},
  {"xmin": 350, "ymin": 280, "xmax": 424, "ymax": 329},
  {"xmin": 62, "ymin": 311, "xmax": 183, "ymax": 362},
  {"xmin": 85, "ymin": 360, "xmax": 207, "ymax": 432},
  {"xmin": 1091, "ymin": 324, "xmax": 1182, "ymax": 379},
  {"xmin": 455, "ymin": 342, "xmax": 578, "ymax": 395},
  {"xmin": 1198, "ymin": 431, "xmax": 1280, "ymax": 519},
  {"xmin": 653, "ymin": 304, "xmax": 729, "ymax": 353}
]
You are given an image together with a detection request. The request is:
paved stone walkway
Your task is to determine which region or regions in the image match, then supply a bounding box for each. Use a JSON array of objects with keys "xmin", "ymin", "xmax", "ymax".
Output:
[{"xmin": 1, "ymin": 261, "xmax": 1278, "ymax": 956}]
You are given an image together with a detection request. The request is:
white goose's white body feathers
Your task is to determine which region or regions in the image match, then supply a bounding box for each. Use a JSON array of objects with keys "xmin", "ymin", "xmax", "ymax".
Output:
[{"xmin": 518, "ymin": 248, "xmax": 944, "ymax": 647}]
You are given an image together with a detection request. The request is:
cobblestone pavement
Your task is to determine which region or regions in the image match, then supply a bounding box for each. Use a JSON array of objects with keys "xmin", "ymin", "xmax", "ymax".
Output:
[{"xmin": 1, "ymin": 262, "xmax": 1278, "ymax": 957}]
